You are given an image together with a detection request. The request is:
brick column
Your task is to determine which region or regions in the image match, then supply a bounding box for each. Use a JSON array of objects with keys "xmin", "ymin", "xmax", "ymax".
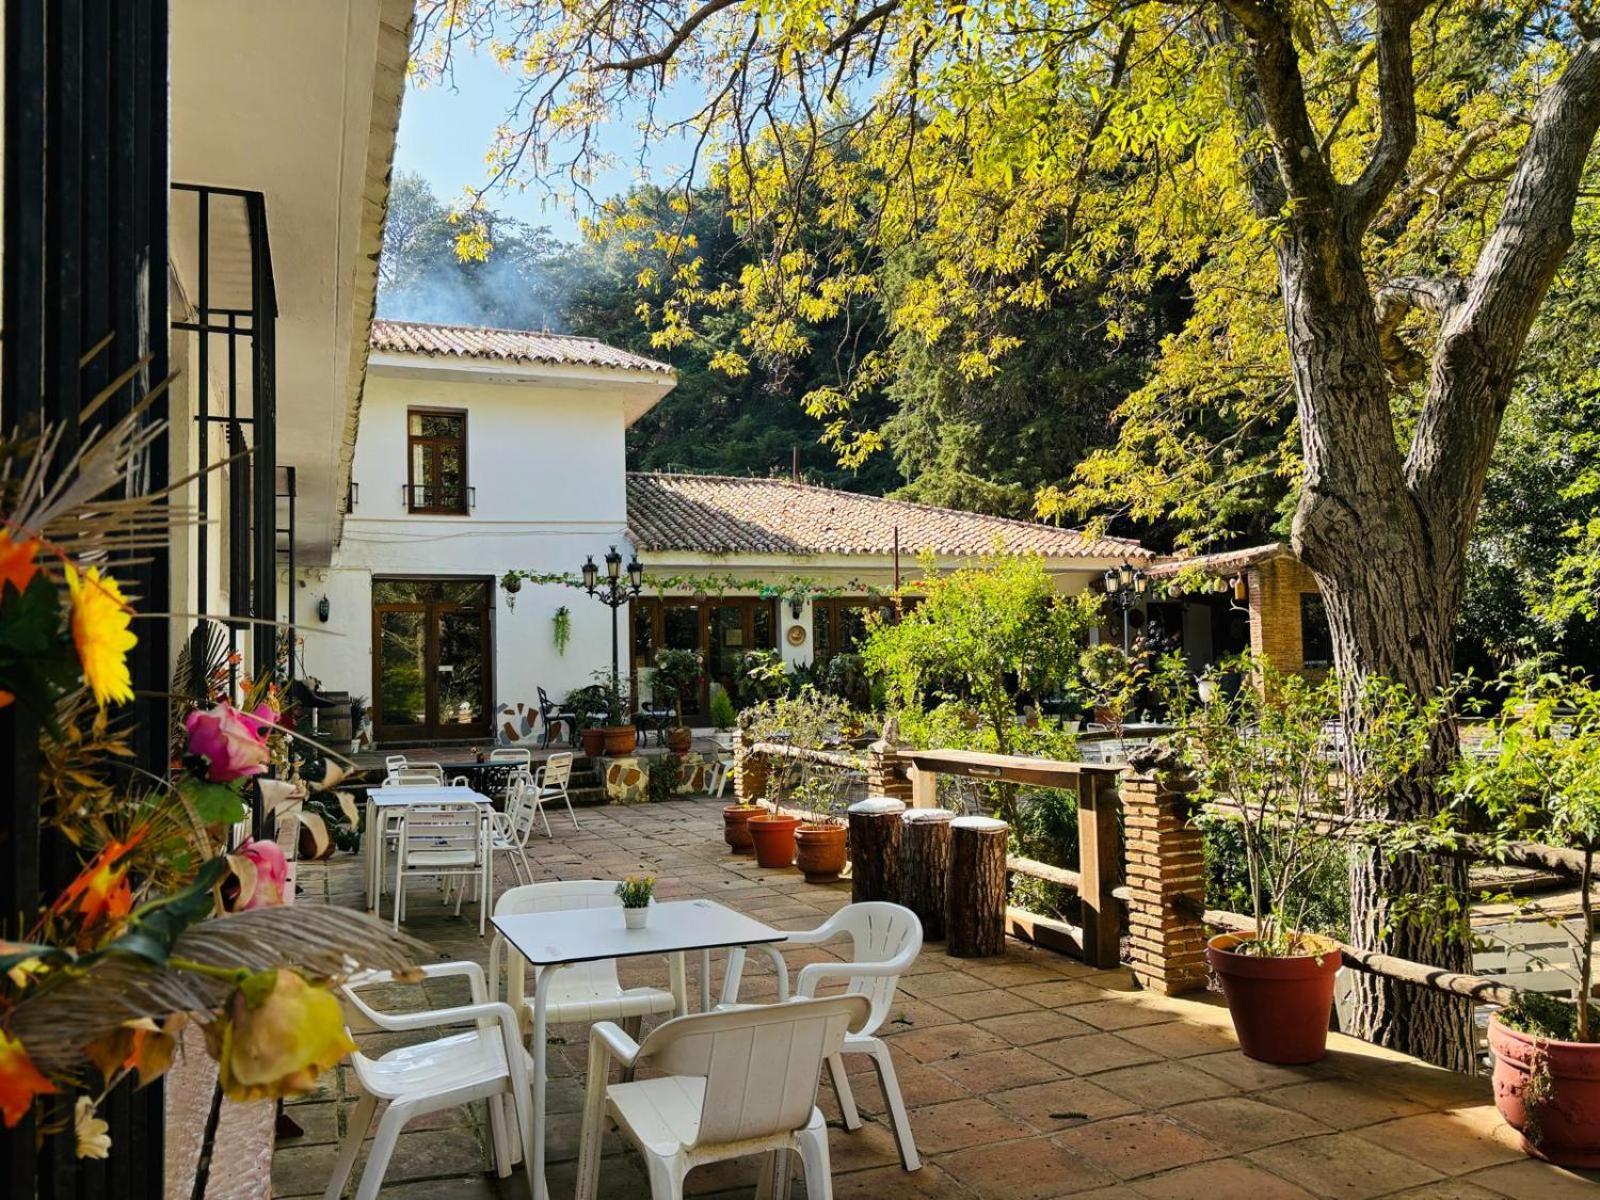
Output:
[
  {"xmin": 734, "ymin": 732, "xmax": 767, "ymax": 803},
  {"xmin": 1122, "ymin": 766, "xmax": 1209, "ymax": 995},
  {"xmin": 866, "ymin": 737, "xmax": 912, "ymax": 806}
]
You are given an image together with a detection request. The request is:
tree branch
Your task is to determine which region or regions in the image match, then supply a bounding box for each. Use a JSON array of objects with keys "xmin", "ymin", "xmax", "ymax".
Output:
[
  {"xmin": 1342, "ymin": 1, "xmax": 1428, "ymax": 232},
  {"xmin": 1374, "ymin": 275, "xmax": 1465, "ymax": 386},
  {"xmin": 599, "ymin": 0, "xmax": 744, "ymax": 74}
]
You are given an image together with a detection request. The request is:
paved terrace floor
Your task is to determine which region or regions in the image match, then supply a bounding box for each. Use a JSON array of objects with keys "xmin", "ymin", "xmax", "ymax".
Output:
[{"xmin": 275, "ymin": 796, "xmax": 1600, "ymax": 1200}]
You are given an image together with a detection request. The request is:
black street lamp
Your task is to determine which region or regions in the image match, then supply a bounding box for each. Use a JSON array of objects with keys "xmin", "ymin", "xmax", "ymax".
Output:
[
  {"xmin": 1103, "ymin": 562, "xmax": 1149, "ymax": 653},
  {"xmin": 583, "ymin": 545, "xmax": 644, "ymax": 713}
]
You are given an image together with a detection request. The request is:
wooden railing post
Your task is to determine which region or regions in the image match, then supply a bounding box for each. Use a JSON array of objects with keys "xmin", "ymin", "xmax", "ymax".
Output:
[
  {"xmin": 909, "ymin": 765, "xmax": 939, "ymax": 808},
  {"xmin": 1076, "ymin": 771, "xmax": 1124, "ymax": 969},
  {"xmin": 1121, "ymin": 765, "xmax": 1209, "ymax": 994}
]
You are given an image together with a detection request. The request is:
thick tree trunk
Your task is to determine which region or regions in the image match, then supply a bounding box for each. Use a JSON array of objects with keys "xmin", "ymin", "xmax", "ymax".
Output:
[
  {"xmin": 947, "ymin": 816, "xmax": 1008, "ymax": 957},
  {"xmin": 898, "ymin": 808, "xmax": 954, "ymax": 939},
  {"xmin": 848, "ymin": 798, "xmax": 905, "ymax": 903}
]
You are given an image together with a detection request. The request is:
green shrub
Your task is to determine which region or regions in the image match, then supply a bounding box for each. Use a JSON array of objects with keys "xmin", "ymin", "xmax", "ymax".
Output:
[
  {"xmin": 709, "ymin": 686, "xmax": 737, "ymax": 731},
  {"xmin": 646, "ymin": 755, "xmax": 682, "ymax": 803}
]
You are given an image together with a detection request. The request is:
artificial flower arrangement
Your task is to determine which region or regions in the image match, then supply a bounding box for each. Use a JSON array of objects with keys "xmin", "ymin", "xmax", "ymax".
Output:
[{"xmin": 0, "ymin": 411, "xmax": 416, "ymax": 1158}]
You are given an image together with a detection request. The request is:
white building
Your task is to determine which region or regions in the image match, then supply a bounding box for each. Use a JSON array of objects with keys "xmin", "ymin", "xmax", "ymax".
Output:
[{"xmin": 299, "ymin": 320, "xmax": 1150, "ymax": 746}]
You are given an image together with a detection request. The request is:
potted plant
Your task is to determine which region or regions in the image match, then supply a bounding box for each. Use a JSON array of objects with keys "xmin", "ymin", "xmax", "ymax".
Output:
[
  {"xmin": 743, "ymin": 688, "xmax": 861, "ymax": 871},
  {"xmin": 1438, "ymin": 670, "xmax": 1600, "ymax": 1166},
  {"xmin": 749, "ymin": 796, "xmax": 802, "ymax": 868},
  {"xmin": 570, "ymin": 672, "xmax": 635, "ymax": 758},
  {"xmin": 793, "ymin": 771, "xmax": 851, "ymax": 883},
  {"xmin": 652, "ymin": 646, "xmax": 702, "ymax": 755},
  {"xmin": 615, "ymin": 874, "xmax": 655, "ymax": 930},
  {"xmin": 1182, "ymin": 658, "xmax": 1433, "ymax": 1064},
  {"xmin": 710, "ymin": 686, "xmax": 738, "ymax": 752}
]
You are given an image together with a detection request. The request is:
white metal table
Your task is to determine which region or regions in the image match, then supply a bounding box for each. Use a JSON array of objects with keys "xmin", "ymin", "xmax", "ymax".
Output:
[
  {"xmin": 493, "ymin": 898, "xmax": 789, "ymax": 1200},
  {"xmin": 364, "ymin": 785, "xmax": 494, "ymax": 911}
]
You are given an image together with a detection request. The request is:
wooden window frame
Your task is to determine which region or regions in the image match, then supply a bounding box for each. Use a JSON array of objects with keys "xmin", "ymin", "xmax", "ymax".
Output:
[
  {"xmin": 370, "ymin": 575, "xmax": 496, "ymax": 743},
  {"xmin": 406, "ymin": 406, "xmax": 469, "ymax": 515}
]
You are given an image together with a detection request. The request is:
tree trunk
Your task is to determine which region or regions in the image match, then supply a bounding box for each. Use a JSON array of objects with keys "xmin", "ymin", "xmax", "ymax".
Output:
[
  {"xmin": 848, "ymin": 798, "xmax": 905, "ymax": 903},
  {"xmin": 898, "ymin": 808, "xmax": 953, "ymax": 939},
  {"xmin": 947, "ymin": 816, "xmax": 1008, "ymax": 957}
]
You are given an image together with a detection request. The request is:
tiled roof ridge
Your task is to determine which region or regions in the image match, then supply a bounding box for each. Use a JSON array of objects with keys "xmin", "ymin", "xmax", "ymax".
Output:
[
  {"xmin": 372, "ymin": 316, "xmax": 606, "ymax": 345},
  {"xmin": 628, "ymin": 471, "xmax": 1150, "ymax": 555}
]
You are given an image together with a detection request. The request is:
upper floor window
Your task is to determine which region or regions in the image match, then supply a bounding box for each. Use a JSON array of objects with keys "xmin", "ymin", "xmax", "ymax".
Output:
[{"xmin": 407, "ymin": 408, "xmax": 468, "ymax": 514}]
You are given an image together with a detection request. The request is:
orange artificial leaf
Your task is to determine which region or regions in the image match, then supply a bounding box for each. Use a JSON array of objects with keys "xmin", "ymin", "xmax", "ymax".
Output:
[
  {"xmin": 0, "ymin": 1030, "xmax": 56, "ymax": 1127},
  {"xmin": 0, "ymin": 532, "xmax": 40, "ymax": 596},
  {"xmin": 54, "ymin": 828, "xmax": 147, "ymax": 931}
]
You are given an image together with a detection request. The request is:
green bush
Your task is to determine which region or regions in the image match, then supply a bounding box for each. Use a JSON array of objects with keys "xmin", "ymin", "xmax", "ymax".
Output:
[
  {"xmin": 646, "ymin": 755, "xmax": 682, "ymax": 803},
  {"xmin": 709, "ymin": 686, "xmax": 737, "ymax": 731}
]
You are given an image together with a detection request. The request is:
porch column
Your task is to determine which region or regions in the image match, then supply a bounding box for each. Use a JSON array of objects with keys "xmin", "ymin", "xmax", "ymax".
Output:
[{"xmin": 1122, "ymin": 765, "xmax": 1210, "ymax": 996}]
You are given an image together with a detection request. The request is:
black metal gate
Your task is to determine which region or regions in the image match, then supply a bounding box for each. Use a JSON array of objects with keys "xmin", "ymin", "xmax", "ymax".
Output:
[{"xmin": 2, "ymin": 2, "xmax": 170, "ymax": 1196}]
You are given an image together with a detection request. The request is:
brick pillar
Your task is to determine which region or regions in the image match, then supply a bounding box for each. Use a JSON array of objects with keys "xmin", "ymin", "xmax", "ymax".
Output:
[
  {"xmin": 1122, "ymin": 766, "xmax": 1209, "ymax": 995},
  {"xmin": 734, "ymin": 732, "xmax": 767, "ymax": 803},
  {"xmin": 866, "ymin": 738, "xmax": 912, "ymax": 806}
]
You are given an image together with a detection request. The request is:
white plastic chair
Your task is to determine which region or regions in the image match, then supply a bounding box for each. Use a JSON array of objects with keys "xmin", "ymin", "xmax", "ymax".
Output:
[
  {"xmin": 489, "ymin": 881, "xmax": 685, "ymax": 1039},
  {"xmin": 393, "ymin": 801, "xmax": 489, "ymax": 934},
  {"xmin": 489, "ymin": 772, "xmax": 542, "ymax": 885},
  {"xmin": 530, "ymin": 751, "xmax": 579, "ymax": 832},
  {"xmin": 387, "ymin": 764, "xmax": 444, "ymax": 786},
  {"xmin": 326, "ymin": 962, "xmax": 534, "ymax": 1200},
  {"xmin": 490, "ymin": 746, "xmax": 533, "ymax": 769},
  {"xmin": 575, "ymin": 994, "xmax": 871, "ymax": 1200},
  {"xmin": 722, "ymin": 901, "xmax": 924, "ymax": 1171}
]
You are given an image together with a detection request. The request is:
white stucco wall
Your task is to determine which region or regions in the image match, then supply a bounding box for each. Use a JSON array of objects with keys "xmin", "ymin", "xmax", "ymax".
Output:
[{"xmin": 298, "ymin": 363, "xmax": 643, "ymax": 738}]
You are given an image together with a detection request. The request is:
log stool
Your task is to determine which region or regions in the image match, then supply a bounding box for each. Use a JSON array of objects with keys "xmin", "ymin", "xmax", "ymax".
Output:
[
  {"xmin": 898, "ymin": 808, "xmax": 954, "ymax": 941},
  {"xmin": 847, "ymin": 798, "xmax": 905, "ymax": 903},
  {"xmin": 947, "ymin": 815, "xmax": 1009, "ymax": 957}
]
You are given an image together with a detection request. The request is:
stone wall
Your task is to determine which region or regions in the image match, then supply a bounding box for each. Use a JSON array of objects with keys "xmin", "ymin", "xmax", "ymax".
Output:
[{"xmin": 1121, "ymin": 767, "xmax": 1210, "ymax": 996}]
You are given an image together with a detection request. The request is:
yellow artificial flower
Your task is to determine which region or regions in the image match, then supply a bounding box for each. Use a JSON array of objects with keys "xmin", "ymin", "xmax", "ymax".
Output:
[
  {"xmin": 73, "ymin": 1096, "xmax": 111, "ymax": 1160},
  {"xmin": 65, "ymin": 564, "xmax": 137, "ymax": 708},
  {"xmin": 209, "ymin": 969, "xmax": 355, "ymax": 1102}
]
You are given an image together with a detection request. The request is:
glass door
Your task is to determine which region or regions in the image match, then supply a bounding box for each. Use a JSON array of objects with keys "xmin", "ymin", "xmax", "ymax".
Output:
[{"xmin": 372, "ymin": 578, "xmax": 493, "ymax": 741}]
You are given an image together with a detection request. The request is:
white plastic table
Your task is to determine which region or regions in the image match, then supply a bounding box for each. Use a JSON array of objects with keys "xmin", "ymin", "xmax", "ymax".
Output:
[
  {"xmin": 364, "ymin": 785, "xmax": 494, "ymax": 911},
  {"xmin": 493, "ymin": 898, "xmax": 789, "ymax": 1200}
]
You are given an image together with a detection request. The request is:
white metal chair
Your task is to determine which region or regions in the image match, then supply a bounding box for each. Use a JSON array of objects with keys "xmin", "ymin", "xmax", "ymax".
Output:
[
  {"xmin": 530, "ymin": 751, "xmax": 579, "ymax": 832},
  {"xmin": 575, "ymin": 994, "xmax": 870, "ymax": 1200},
  {"xmin": 387, "ymin": 764, "xmax": 444, "ymax": 786},
  {"xmin": 392, "ymin": 800, "xmax": 490, "ymax": 934},
  {"xmin": 488, "ymin": 772, "xmax": 542, "ymax": 885},
  {"xmin": 383, "ymin": 753, "xmax": 409, "ymax": 774},
  {"xmin": 326, "ymin": 962, "xmax": 534, "ymax": 1200},
  {"xmin": 490, "ymin": 746, "xmax": 533, "ymax": 770},
  {"xmin": 489, "ymin": 881, "xmax": 684, "ymax": 1041},
  {"xmin": 722, "ymin": 901, "xmax": 924, "ymax": 1171}
]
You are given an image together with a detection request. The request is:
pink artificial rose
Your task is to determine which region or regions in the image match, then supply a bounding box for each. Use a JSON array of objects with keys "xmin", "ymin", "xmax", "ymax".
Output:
[
  {"xmin": 185, "ymin": 702, "xmax": 270, "ymax": 782},
  {"xmin": 234, "ymin": 838, "xmax": 289, "ymax": 909}
]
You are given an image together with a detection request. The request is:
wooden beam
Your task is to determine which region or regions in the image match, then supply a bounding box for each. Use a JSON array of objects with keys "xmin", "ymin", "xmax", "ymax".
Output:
[
  {"xmin": 1077, "ymin": 772, "xmax": 1123, "ymax": 968},
  {"xmin": 900, "ymin": 748, "xmax": 1122, "ymax": 790},
  {"xmin": 909, "ymin": 764, "xmax": 938, "ymax": 809},
  {"xmin": 1007, "ymin": 855, "xmax": 1082, "ymax": 890},
  {"xmin": 1006, "ymin": 906, "xmax": 1085, "ymax": 959}
]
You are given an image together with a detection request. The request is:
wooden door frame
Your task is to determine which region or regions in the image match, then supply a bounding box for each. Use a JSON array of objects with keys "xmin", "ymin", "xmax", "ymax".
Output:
[
  {"xmin": 633, "ymin": 596, "xmax": 777, "ymax": 719},
  {"xmin": 371, "ymin": 575, "xmax": 495, "ymax": 743}
]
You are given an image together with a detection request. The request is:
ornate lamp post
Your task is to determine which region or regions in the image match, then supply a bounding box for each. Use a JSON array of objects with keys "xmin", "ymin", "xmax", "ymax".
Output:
[
  {"xmin": 1102, "ymin": 562, "xmax": 1149, "ymax": 653},
  {"xmin": 582, "ymin": 545, "xmax": 644, "ymax": 711}
]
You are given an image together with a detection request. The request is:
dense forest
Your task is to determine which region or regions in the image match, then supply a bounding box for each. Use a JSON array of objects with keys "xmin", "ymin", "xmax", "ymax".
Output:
[{"xmin": 377, "ymin": 170, "xmax": 1600, "ymax": 674}]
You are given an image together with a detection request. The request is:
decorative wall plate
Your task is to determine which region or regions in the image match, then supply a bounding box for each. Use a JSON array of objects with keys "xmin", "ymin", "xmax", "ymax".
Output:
[{"xmin": 786, "ymin": 623, "xmax": 807, "ymax": 647}]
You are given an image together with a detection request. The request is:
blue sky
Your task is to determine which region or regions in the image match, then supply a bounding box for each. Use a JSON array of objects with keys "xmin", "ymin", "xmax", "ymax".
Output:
[{"xmin": 393, "ymin": 48, "xmax": 698, "ymax": 243}]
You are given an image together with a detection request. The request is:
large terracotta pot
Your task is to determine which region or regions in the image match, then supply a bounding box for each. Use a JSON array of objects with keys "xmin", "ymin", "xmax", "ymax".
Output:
[
  {"xmin": 749, "ymin": 812, "xmax": 801, "ymax": 869},
  {"xmin": 1206, "ymin": 932, "xmax": 1341, "ymax": 1064},
  {"xmin": 1490, "ymin": 1015, "xmax": 1600, "ymax": 1167},
  {"xmin": 580, "ymin": 727, "xmax": 607, "ymax": 759},
  {"xmin": 723, "ymin": 805, "xmax": 761, "ymax": 853},
  {"xmin": 666, "ymin": 726, "xmax": 693, "ymax": 755},
  {"xmin": 795, "ymin": 823, "xmax": 847, "ymax": 883},
  {"xmin": 598, "ymin": 725, "xmax": 636, "ymax": 756}
]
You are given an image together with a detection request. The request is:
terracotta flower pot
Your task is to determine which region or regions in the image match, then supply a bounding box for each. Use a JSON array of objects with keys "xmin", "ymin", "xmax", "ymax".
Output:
[
  {"xmin": 749, "ymin": 812, "xmax": 801, "ymax": 869},
  {"xmin": 600, "ymin": 725, "xmax": 636, "ymax": 756},
  {"xmin": 666, "ymin": 726, "xmax": 693, "ymax": 755},
  {"xmin": 579, "ymin": 727, "xmax": 607, "ymax": 759},
  {"xmin": 1206, "ymin": 932, "xmax": 1342, "ymax": 1064},
  {"xmin": 795, "ymin": 823, "xmax": 848, "ymax": 883},
  {"xmin": 1490, "ymin": 1015, "xmax": 1600, "ymax": 1167},
  {"xmin": 723, "ymin": 805, "xmax": 761, "ymax": 853}
]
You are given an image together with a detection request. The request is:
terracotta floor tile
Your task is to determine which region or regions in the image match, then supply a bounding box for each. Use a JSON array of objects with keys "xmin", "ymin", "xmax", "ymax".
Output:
[
  {"xmin": 902, "ymin": 1097, "xmax": 1035, "ymax": 1154},
  {"xmin": 960, "ymin": 961, "xmax": 1074, "ymax": 988},
  {"xmin": 1245, "ymin": 1132, "xmax": 1442, "ymax": 1199},
  {"xmin": 1116, "ymin": 1019, "xmax": 1241, "ymax": 1059},
  {"xmin": 899, "ymin": 970, "xmax": 994, "ymax": 999},
  {"xmin": 1458, "ymin": 1158, "xmax": 1600, "ymax": 1199},
  {"xmin": 893, "ymin": 1022, "xmax": 1012, "ymax": 1064},
  {"xmin": 1091, "ymin": 1060, "xmax": 1239, "ymax": 1107},
  {"xmin": 932, "ymin": 1047, "xmax": 1070, "ymax": 1093},
  {"xmin": 1266, "ymin": 1079, "xmax": 1431, "ymax": 1130},
  {"xmin": 976, "ymin": 1009, "xmax": 1101, "ymax": 1047},
  {"xmin": 1052, "ymin": 1114, "xmax": 1227, "ymax": 1180},
  {"xmin": 1165, "ymin": 1096, "xmax": 1332, "ymax": 1151},
  {"xmin": 1376, "ymin": 1183, "xmax": 1507, "ymax": 1200},
  {"xmin": 1034, "ymin": 1032, "xmax": 1164, "ymax": 1076},
  {"xmin": 1187, "ymin": 1050, "xmax": 1329, "ymax": 1092},
  {"xmin": 828, "ymin": 1161, "xmax": 964, "ymax": 1199},
  {"xmin": 929, "ymin": 987, "xmax": 1045, "ymax": 1022},
  {"xmin": 938, "ymin": 1135, "xmax": 1119, "ymax": 1199},
  {"xmin": 1349, "ymin": 1111, "xmax": 1524, "ymax": 1175},
  {"xmin": 1009, "ymin": 979, "xmax": 1114, "ymax": 1009},
  {"xmin": 987, "ymin": 1076, "xmax": 1141, "ymax": 1131},
  {"xmin": 1131, "ymin": 1158, "xmax": 1318, "ymax": 1200},
  {"xmin": 1068, "ymin": 1002, "xmax": 1180, "ymax": 1032},
  {"xmin": 844, "ymin": 1051, "xmax": 971, "ymax": 1111}
]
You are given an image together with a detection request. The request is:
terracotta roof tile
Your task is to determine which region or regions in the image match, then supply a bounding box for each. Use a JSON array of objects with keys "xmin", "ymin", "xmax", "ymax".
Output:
[
  {"xmin": 627, "ymin": 473, "xmax": 1150, "ymax": 560},
  {"xmin": 370, "ymin": 319, "xmax": 673, "ymax": 375},
  {"xmin": 1146, "ymin": 542, "xmax": 1291, "ymax": 579}
]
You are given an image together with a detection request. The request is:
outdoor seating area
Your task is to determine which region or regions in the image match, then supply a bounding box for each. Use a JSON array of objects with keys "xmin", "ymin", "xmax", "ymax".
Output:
[{"xmin": 272, "ymin": 796, "xmax": 1587, "ymax": 1200}]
